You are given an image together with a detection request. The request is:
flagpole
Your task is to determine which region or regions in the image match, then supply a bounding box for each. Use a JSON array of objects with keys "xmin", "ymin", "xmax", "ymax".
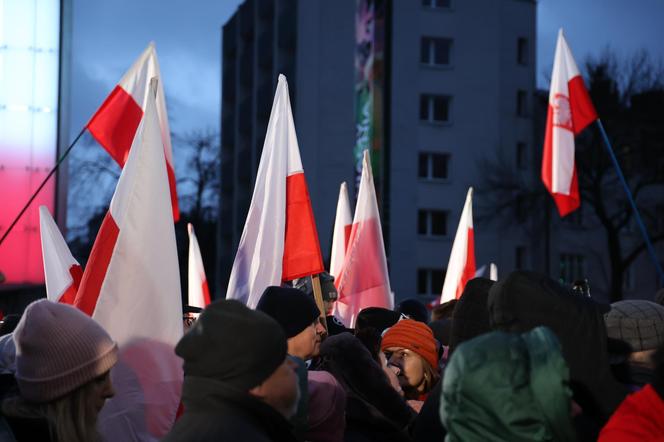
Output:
[
  {"xmin": 596, "ymin": 119, "xmax": 664, "ymax": 285},
  {"xmin": 0, "ymin": 126, "xmax": 87, "ymax": 248},
  {"xmin": 310, "ymin": 274, "xmax": 328, "ymax": 332}
]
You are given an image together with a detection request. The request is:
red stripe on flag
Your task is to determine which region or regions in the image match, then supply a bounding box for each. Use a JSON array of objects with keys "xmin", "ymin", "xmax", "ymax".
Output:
[
  {"xmin": 59, "ymin": 264, "xmax": 83, "ymax": 305},
  {"xmin": 87, "ymin": 86, "xmax": 144, "ymax": 167},
  {"xmin": 456, "ymin": 228, "xmax": 476, "ymax": 299},
  {"xmin": 337, "ymin": 218, "xmax": 388, "ymax": 296},
  {"xmin": 568, "ymin": 76, "xmax": 597, "ymax": 135},
  {"xmin": 202, "ymin": 280, "xmax": 211, "ymax": 306},
  {"xmin": 282, "ymin": 172, "xmax": 324, "ymax": 281},
  {"xmin": 166, "ymin": 161, "xmax": 180, "ymax": 222},
  {"xmin": 344, "ymin": 224, "xmax": 352, "ymax": 252},
  {"xmin": 73, "ymin": 212, "xmax": 120, "ymax": 316}
]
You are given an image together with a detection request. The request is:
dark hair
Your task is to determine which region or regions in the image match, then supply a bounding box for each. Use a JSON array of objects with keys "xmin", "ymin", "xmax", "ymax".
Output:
[{"xmin": 432, "ymin": 299, "xmax": 457, "ymax": 321}]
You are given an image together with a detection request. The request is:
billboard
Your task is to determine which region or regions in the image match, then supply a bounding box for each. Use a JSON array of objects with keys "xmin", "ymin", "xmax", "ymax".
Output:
[
  {"xmin": 354, "ymin": 0, "xmax": 386, "ymax": 198},
  {"xmin": 0, "ymin": 0, "xmax": 61, "ymax": 285}
]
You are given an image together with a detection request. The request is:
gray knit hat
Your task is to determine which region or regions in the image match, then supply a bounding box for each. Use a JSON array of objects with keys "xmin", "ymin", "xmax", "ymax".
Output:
[
  {"xmin": 13, "ymin": 300, "xmax": 118, "ymax": 403},
  {"xmin": 604, "ymin": 300, "xmax": 664, "ymax": 352}
]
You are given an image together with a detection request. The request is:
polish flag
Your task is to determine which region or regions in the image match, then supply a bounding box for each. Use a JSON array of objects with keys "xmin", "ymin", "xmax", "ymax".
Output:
[
  {"xmin": 226, "ymin": 75, "xmax": 324, "ymax": 308},
  {"xmin": 39, "ymin": 206, "xmax": 82, "ymax": 304},
  {"xmin": 330, "ymin": 182, "xmax": 352, "ymax": 278},
  {"xmin": 335, "ymin": 150, "xmax": 393, "ymax": 327},
  {"xmin": 188, "ymin": 223, "xmax": 211, "ymax": 308},
  {"xmin": 87, "ymin": 42, "xmax": 179, "ymax": 221},
  {"xmin": 440, "ymin": 187, "xmax": 476, "ymax": 303},
  {"xmin": 542, "ymin": 29, "xmax": 597, "ymax": 217},
  {"xmin": 74, "ymin": 80, "xmax": 183, "ymax": 439}
]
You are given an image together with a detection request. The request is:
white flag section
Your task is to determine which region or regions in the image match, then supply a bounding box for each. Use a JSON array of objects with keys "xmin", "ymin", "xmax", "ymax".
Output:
[
  {"xmin": 227, "ymin": 74, "xmax": 323, "ymax": 308},
  {"xmin": 330, "ymin": 181, "xmax": 352, "ymax": 278},
  {"xmin": 188, "ymin": 223, "xmax": 211, "ymax": 308},
  {"xmin": 440, "ymin": 187, "xmax": 476, "ymax": 303},
  {"xmin": 75, "ymin": 80, "xmax": 183, "ymax": 440},
  {"xmin": 489, "ymin": 262, "xmax": 498, "ymax": 281},
  {"xmin": 335, "ymin": 151, "xmax": 393, "ymax": 327},
  {"xmin": 39, "ymin": 206, "xmax": 82, "ymax": 304}
]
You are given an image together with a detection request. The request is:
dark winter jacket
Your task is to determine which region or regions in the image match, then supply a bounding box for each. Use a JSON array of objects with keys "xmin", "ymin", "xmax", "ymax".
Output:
[
  {"xmin": 488, "ymin": 271, "xmax": 628, "ymax": 423},
  {"xmin": 316, "ymin": 333, "xmax": 416, "ymax": 442},
  {"xmin": 163, "ymin": 376, "xmax": 298, "ymax": 442},
  {"xmin": 441, "ymin": 327, "xmax": 576, "ymax": 442}
]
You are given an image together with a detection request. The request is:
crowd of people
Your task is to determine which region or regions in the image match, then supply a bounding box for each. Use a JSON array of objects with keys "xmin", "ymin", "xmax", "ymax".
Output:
[{"xmin": 0, "ymin": 270, "xmax": 663, "ymax": 441}]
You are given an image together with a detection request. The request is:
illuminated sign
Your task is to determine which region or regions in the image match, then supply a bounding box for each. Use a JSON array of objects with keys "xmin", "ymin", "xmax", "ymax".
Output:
[{"xmin": 0, "ymin": 0, "xmax": 61, "ymax": 284}]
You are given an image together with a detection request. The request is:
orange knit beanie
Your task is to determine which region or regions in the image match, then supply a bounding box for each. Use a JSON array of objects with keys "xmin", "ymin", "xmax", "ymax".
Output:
[{"xmin": 381, "ymin": 319, "xmax": 439, "ymax": 369}]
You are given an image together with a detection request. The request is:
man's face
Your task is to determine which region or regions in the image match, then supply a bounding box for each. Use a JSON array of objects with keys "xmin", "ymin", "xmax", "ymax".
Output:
[
  {"xmin": 249, "ymin": 357, "xmax": 300, "ymax": 419},
  {"xmin": 384, "ymin": 347, "xmax": 426, "ymax": 393},
  {"xmin": 287, "ymin": 320, "xmax": 326, "ymax": 360}
]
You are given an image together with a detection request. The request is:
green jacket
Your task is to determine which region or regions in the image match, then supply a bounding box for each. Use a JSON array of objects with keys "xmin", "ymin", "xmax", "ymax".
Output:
[{"xmin": 440, "ymin": 327, "xmax": 576, "ymax": 442}]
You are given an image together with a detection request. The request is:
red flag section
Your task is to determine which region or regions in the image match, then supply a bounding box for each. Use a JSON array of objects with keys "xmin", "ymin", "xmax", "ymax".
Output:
[
  {"xmin": 542, "ymin": 29, "xmax": 597, "ymax": 217},
  {"xmin": 335, "ymin": 151, "xmax": 393, "ymax": 327},
  {"xmin": 86, "ymin": 42, "xmax": 180, "ymax": 221}
]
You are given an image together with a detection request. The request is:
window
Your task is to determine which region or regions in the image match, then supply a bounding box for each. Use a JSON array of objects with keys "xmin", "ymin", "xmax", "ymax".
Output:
[
  {"xmin": 517, "ymin": 37, "xmax": 528, "ymax": 65},
  {"xmin": 418, "ymin": 210, "xmax": 448, "ymax": 236},
  {"xmin": 418, "ymin": 268, "xmax": 445, "ymax": 295},
  {"xmin": 515, "ymin": 246, "xmax": 527, "ymax": 269},
  {"xmin": 422, "ymin": 0, "xmax": 451, "ymax": 8},
  {"xmin": 516, "ymin": 90, "xmax": 528, "ymax": 117},
  {"xmin": 418, "ymin": 153, "xmax": 450, "ymax": 180},
  {"xmin": 559, "ymin": 254, "xmax": 585, "ymax": 284},
  {"xmin": 420, "ymin": 94, "xmax": 451, "ymax": 123},
  {"xmin": 516, "ymin": 142, "xmax": 527, "ymax": 169},
  {"xmin": 420, "ymin": 37, "xmax": 452, "ymax": 66}
]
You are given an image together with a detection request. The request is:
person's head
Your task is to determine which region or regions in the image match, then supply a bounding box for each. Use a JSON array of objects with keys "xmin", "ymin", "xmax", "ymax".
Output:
[
  {"xmin": 292, "ymin": 272, "xmax": 338, "ymax": 315},
  {"xmin": 176, "ymin": 299, "xmax": 300, "ymax": 419},
  {"xmin": 449, "ymin": 277, "xmax": 494, "ymax": 354},
  {"xmin": 431, "ymin": 299, "xmax": 457, "ymax": 322},
  {"xmin": 256, "ymin": 286, "xmax": 325, "ymax": 360},
  {"xmin": 381, "ymin": 319, "xmax": 440, "ymax": 398},
  {"xmin": 305, "ymin": 370, "xmax": 347, "ymax": 442},
  {"xmin": 604, "ymin": 300, "xmax": 664, "ymax": 386},
  {"xmin": 355, "ymin": 307, "xmax": 401, "ymax": 335},
  {"xmin": 396, "ymin": 298, "xmax": 429, "ymax": 323},
  {"xmin": 7, "ymin": 299, "xmax": 118, "ymax": 442}
]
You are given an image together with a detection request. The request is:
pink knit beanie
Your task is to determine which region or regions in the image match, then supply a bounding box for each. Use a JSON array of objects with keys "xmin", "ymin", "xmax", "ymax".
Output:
[{"xmin": 13, "ymin": 299, "xmax": 118, "ymax": 403}]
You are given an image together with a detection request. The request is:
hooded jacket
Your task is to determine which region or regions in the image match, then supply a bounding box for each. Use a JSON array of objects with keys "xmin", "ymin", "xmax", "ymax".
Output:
[
  {"xmin": 440, "ymin": 327, "xmax": 576, "ymax": 442},
  {"xmin": 316, "ymin": 333, "xmax": 415, "ymax": 442},
  {"xmin": 163, "ymin": 376, "xmax": 298, "ymax": 442}
]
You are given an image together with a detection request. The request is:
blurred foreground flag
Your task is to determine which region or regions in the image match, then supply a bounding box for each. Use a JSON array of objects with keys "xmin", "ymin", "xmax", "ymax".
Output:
[
  {"xmin": 441, "ymin": 187, "xmax": 476, "ymax": 303},
  {"xmin": 335, "ymin": 151, "xmax": 393, "ymax": 327},
  {"xmin": 39, "ymin": 206, "xmax": 82, "ymax": 304},
  {"xmin": 87, "ymin": 42, "xmax": 179, "ymax": 221},
  {"xmin": 330, "ymin": 181, "xmax": 352, "ymax": 279},
  {"xmin": 75, "ymin": 80, "xmax": 183, "ymax": 439},
  {"xmin": 188, "ymin": 223, "xmax": 211, "ymax": 308},
  {"xmin": 226, "ymin": 75, "xmax": 324, "ymax": 308},
  {"xmin": 542, "ymin": 29, "xmax": 597, "ymax": 216}
]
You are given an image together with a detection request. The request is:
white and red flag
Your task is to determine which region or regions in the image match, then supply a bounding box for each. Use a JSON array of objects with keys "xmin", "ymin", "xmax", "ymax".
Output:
[
  {"xmin": 226, "ymin": 75, "xmax": 324, "ymax": 308},
  {"xmin": 330, "ymin": 182, "xmax": 352, "ymax": 279},
  {"xmin": 39, "ymin": 206, "xmax": 82, "ymax": 304},
  {"xmin": 74, "ymin": 80, "xmax": 183, "ymax": 439},
  {"xmin": 542, "ymin": 29, "xmax": 598, "ymax": 216},
  {"xmin": 188, "ymin": 223, "xmax": 211, "ymax": 308},
  {"xmin": 87, "ymin": 42, "xmax": 179, "ymax": 221},
  {"xmin": 440, "ymin": 187, "xmax": 476, "ymax": 303},
  {"xmin": 335, "ymin": 150, "xmax": 393, "ymax": 327}
]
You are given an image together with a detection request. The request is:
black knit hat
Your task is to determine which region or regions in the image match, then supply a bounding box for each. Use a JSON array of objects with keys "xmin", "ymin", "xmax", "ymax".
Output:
[
  {"xmin": 256, "ymin": 286, "xmax": 321, "ymax": 338},
  {"xmin": 449, "ymin": 277, "xmax": 494, "ymax": 354},
  {"xmin": 355, "ymin": 307, "xmax": 401, "ymax": 335},
  {"xmin": 396, "ymin": 298, "xmax": 429, "ymax": 323},
  {"xmin": 175, "ymin": 300, "xmax": 287, "ymax": 391}
]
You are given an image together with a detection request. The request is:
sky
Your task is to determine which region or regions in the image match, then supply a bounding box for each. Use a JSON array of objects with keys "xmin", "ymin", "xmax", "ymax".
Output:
[{"xmin": 69, "ymin": 0, "xmax": 664, "ymax": 140}]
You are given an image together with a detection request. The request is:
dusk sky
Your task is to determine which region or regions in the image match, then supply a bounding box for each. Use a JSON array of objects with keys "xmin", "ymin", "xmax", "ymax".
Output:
[{"xmin": 70, "ymin": 0, "xmax": 664, "ymax": 141}]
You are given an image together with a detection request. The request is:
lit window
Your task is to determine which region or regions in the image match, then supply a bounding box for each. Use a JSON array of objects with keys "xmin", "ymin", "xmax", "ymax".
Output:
[
  {"xmin": 420, "ymin": 37, "xmax": 452, "ymax": 66},
  {"xmin": 418, "ymin": 152, "xmax": 450, "ymax": 180},
  {"xmin": 418, "ymin": 209, "xmax": 448, "ymax": 237},
  {"xmin": 420, "ymin": 94, "xmax": 451, "ymax": 123}
]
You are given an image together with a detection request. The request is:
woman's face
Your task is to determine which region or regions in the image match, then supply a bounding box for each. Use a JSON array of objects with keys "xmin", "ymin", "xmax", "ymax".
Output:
[
  {"xmin": 91, "ymin": 371, "xmax": 115, "ymax": 413},
  {"xmin": 384, "ymin": 347, "xmax": 426, "ymax": 393}
]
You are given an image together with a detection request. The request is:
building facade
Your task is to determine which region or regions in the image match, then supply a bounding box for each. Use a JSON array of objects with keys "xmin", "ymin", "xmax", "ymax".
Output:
[{"xmin": 218, "ymin": 0, "xmax": 662, "ymax": 303}]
